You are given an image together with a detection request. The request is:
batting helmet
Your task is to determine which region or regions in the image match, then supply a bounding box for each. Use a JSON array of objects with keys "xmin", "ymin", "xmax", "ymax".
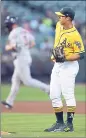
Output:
[{"xmin": 4, "ymin": 15, "xmax": 19, "ymax": 31}]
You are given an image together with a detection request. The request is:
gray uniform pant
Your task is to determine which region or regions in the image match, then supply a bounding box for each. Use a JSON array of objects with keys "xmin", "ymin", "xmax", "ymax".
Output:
[{"xmin": 6, "ymin": 60, "xmax": 49, "ymax": 106}]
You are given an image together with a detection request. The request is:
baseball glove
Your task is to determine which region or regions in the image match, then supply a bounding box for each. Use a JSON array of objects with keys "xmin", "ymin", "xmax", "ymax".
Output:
[{"xmin": 52, "ymin": 46, "xmax": 65, "ymax": 62}]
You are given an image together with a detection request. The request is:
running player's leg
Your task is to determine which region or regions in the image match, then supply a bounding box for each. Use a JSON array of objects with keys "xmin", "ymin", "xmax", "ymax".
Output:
[
  {"xmin": 6, "ymin": 68, "xmax": 21, "ymax": 107},
  {"xmin": 21, "ymin": 64, "xmax": 50, "ymax": 94}
]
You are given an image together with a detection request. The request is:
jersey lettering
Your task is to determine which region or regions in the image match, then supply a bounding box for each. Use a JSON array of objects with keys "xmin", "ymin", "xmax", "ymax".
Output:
[
  {"xmin": 22, "ymin": 31, "xmax": 29, "ymax": 46},
  {"xmin": 59, "ymin": 38, "xmax": 71, "ymax": 48}
]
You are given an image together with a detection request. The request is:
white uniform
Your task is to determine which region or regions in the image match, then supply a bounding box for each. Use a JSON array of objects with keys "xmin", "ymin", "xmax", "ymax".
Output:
[
  {"xmin": 50, "ymin": 61, "xmax": 79, "ymax": 107},
  {"xmin": 6, "ymin": 27, "xmax": 49, "ymax": 106}
]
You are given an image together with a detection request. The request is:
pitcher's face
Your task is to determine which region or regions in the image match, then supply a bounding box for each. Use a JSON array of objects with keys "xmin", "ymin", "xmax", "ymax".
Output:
[{"xmin": 58, "ymin": 15, "xmax": 67, "ymax": 25}]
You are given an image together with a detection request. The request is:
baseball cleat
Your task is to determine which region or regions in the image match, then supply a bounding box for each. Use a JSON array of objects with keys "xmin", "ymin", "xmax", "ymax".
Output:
[
  {"xmin": 44, "ymin": 122, "xmax": 65, "ymax": 132},
  {"xmin": 64, "ymin": 122, "xmax": 74, "ymax": 132},
  {"xmin": 1, "ymin": 101, "xmax": 13, "ymax": 109}
]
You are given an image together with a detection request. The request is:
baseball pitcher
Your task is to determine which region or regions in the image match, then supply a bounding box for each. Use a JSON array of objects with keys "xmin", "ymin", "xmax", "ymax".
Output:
[{"xmin": 44, "ymin": 7, "xmax": 85, "ymax": 132}]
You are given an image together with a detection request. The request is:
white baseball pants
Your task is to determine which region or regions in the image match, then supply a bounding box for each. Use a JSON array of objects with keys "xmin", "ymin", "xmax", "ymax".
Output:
[{"xmin": 50, "ymin": 61, "xmax": 79, "ymax": 108}]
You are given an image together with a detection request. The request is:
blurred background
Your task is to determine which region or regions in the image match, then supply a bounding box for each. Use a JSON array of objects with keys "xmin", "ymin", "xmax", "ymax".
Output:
[{"xmin": 1, "ymin": 0, "xmax": 86, "ymax": 84}]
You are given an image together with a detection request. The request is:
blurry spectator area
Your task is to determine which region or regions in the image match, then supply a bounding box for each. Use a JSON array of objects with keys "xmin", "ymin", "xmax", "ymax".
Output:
[
  {"xmin": 1, "ymin": 1, "xmax": 86, "ymax": 50},
  {"xmin": 1, "ymin": 1, "xmax": 86, "ymax": 83},
  {"xmin": 39, "ymin": 37, "xmax": 53, "ymax": 51}
]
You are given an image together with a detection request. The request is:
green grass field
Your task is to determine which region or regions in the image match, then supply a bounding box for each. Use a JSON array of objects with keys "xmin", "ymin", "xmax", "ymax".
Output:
[
  {"xmin": 1, "ymin": 114, "xmax": 86, "ymax": 137},
  {"xmin": 1, "ymin": 84, "xmax": 86, "ymax": 101},
  {"xmin": 1, "ymin": 84, "xmax": 86, "ymax": 137}
]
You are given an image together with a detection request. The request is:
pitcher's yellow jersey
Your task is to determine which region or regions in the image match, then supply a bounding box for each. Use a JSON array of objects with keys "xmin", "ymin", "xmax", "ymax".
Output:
[{"xmin": 51, "ymin": 22, "xmax": 85, "ymax": 60}]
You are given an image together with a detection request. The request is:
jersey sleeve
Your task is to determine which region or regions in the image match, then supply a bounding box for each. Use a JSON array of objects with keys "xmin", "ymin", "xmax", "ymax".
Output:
[{"xmin": 73, "ymin": 34, "xmax": 85, "ymax": 53}]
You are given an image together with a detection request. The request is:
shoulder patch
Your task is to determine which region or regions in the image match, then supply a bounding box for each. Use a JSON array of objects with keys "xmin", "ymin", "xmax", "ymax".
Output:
[{"xmin": 74, "ymin": 41, "xmax": 81, "ymax": 49}]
